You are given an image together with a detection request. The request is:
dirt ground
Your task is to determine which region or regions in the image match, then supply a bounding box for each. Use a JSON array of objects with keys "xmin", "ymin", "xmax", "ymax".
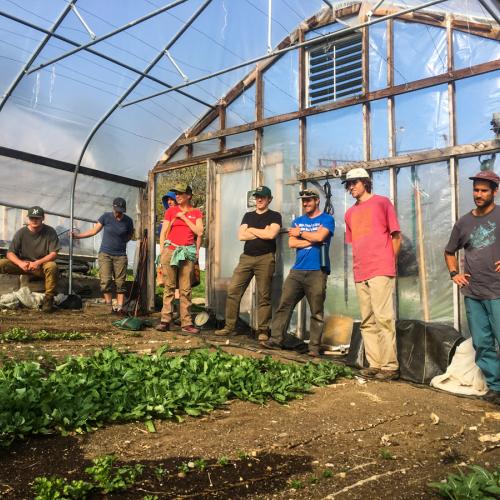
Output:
[{"xmin": 0, "ymin": 303, "xmax": 498, "ymax": 499}]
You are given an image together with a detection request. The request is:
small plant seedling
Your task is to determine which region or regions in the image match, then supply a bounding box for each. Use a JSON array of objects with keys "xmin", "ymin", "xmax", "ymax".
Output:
[
  {"xmin": 309, "ymin": 476, "xmax": 318, "ymax": 484},
  {"xmin": 178, "ymin": 463, "xmax": 190, "ymax": 474},
  {"xmin": 379, "ymin": 448, "xmax": 395, "ymax": 460},
  {"xmin": 32, "ymin": 476, "xmax": 93, "ymax": 499},
  {"xmin": 154, "ymin": 466, "xmax": 166, "ymax": 480},
  {"xmin": 143, "ymin": 496, "xmax": 159, "ymax": 500},
  {"xmin": 289, "ymin": 479, "xmax": 304, "ymax": 489},
  {"xmin": 194, "ymin": 459, "xmax": 207, "ymax": 471},
  {"xmin": 322, "ymin": 469, "xmax": 333, "ymax": 478},
  {"xmin": 238, "ymin": 451, "xmax": 249, "ymax": 460},
  {"xmin": 85, "ymin": 455, "xmax": 144, "ymax": 494},
  {"xmin": 217, "ymin": 456, "xmax": 230, "ymax": 466}
]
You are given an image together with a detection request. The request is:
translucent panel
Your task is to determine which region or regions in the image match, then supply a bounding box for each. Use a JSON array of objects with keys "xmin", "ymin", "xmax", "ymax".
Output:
[
  {"xmin": 456, "ymin": 71, "xmax": 500, "ymax": 145},
  {"xmin": 394, "ymin": 21, "xmax": 447, "ymax": 85},
  {"xmin": 166, "ymin": 147, "xmax": 186, "ymax": 163},
  {"xmin": 262, "ymin": 121, "xmax": 300, "ymax": 221},
  {"xmin": 263, "ymin": 50, "xmax": 298, "ymax": 117},
  {"xmin": 372, "ymin": 168, "xmax": 391, "ymax": 199},
  {"xmin": 395, "ymin": 85, "xmax": 449, "ymax": 154},
  {"xmin": 306, "ymin": 105, "xmax": 363, "ymax": 171},
  {"xmin": 0, "ymin": 157, "xmax": 139, "ymax": 222},
  {"xmin": 226, "ymin": 85, "xmax": 256, "ymax": 127},
  {"xmin": 192, "ymin": 139, "xmax": 219, "ymax": 157},
  {"xmin": 305, "ymin": 22, "xmax": 345, "ymax": 41},
  {"xmin": 453, "ymin": 30, "xmax": 500, "ymax": 70},
  {"xmin": 368, "ymin": 21, "xmax": 387, "ymax": 91},
  {"xmin": 370, "ymin": 99, "xmax": 389, "ymax": 160},
  {"xmin": 0, "ymin": 17, "xmax": 46, "ymax": 97},
  {"xmin": 0, "ymin": 0, "xmax": 67, "ymax": 29},
  {"xmin": 396, "ymin": 162, "xmax": 453, "ymax": 324},
  {"xmin": 225, "ymin": 131, "xmax": 254, "ymax": 149}
]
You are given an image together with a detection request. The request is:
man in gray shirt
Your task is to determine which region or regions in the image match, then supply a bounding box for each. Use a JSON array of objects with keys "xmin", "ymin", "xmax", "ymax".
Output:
[
  {"xmin": 0, "ymin": 206, "xmax": 60, "ymax": 312},
  {"xmin": 445, "ymin": 170, "xmax": 500, "ymax": 405}
]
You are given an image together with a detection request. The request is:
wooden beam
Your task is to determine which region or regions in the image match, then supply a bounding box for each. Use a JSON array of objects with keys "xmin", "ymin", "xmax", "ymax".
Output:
[
  {"xmin": 297, "ymin": 140, "xmax": 500, "ymax": 181},
  {"xmin": 175, "ymin": 59, "xmax": 499, "ymax": 147},
  {"xmin": 154, "ymin": 145, "xmax": 254, "ymax": 173}
]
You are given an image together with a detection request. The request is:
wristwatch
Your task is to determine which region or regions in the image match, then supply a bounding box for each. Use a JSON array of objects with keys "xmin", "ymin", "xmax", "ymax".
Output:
[{"xmin": 449, "ymin": 271, "xmax": 459, "ymax": 279}]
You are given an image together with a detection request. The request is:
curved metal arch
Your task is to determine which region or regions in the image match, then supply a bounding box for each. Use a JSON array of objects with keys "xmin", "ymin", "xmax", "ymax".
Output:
[
  {"xmin": 68, "ymin": 0, "xmax": 213, "ymax": 293},
  {"xmin": 0, "ymin": 0, "xmax": 77, "ymax": 113}
]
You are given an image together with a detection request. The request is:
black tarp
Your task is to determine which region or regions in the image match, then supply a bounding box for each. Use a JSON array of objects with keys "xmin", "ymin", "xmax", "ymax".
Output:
[{"xmin": 345, "ymin": 320, "xmax": 464, "ymax": 384}]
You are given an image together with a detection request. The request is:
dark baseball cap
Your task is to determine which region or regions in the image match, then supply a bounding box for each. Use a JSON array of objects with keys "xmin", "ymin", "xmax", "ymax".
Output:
[
  {"xmin": 171, "ymin": 183, "xmax": 192, "ymax": 194},
  {"xmin": 253, "ymin": 185, "xmax": 272, "ymax": 197},
  {"xmin": 469, "ymin": 170, "xmax": 500, "ymax": 187},
  {"xmin": 27, "ymin": 206, "xmax": 44, "ymax": 218},
  {"xmin": 113, "ymin": 197, "xmax": 127, "ymax": 212},
  {"xmin": 298, "ymin": 188, "xmax": 320, "ymax": 199}
]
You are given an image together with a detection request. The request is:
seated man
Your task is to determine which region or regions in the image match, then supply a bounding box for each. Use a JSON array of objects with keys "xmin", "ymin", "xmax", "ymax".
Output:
[{"xmin": 0, "ymin": 206, "xmax": 60, "ymax": 312}]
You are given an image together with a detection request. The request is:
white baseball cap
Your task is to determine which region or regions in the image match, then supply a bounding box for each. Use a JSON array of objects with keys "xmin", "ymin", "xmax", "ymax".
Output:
[{"xmin": 341, "ymin": 168, "xmax": 370, "ymax": 184}]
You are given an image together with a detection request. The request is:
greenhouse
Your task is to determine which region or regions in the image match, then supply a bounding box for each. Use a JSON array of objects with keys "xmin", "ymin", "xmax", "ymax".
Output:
[{"xmin": 0, "ymin": 0, "xmax": 499, "ymax": 498}]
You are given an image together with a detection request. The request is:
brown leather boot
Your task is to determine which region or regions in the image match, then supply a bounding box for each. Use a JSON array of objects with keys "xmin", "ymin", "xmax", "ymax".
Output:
[{"xmin": 41, "ymin": 295, "xmax": 55, "ymax": 313}]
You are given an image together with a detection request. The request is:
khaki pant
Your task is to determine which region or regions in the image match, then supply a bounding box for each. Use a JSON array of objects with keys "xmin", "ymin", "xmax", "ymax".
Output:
[
  {"xmin": 224, "ymin": 252, "xmax": 275, "ymax": 332},
  {"xmin": 98, "ymin": 253, "xmax": 128, "ymax": 294},
  {"xmin": 0, "ymin": 258, "xmax": 58, "ymax": 297},
  {"xmin": 161, "ymin": 248, "xmax": 194, "ymax": 327},
  {"xmin": 355, "ymin": 276, "xmax": 399, "ymax": 371}
]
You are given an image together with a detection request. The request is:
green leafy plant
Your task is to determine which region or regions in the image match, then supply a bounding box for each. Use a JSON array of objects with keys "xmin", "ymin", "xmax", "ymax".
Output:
[
  {"xmin": 0, "ymin": 327, "xmax": 86, "ymax": 342},
  {"xmin": 0, "ymin": 347, "xmax": 351, "ymax": 447},
  {"xmin": 429, "ymin": 465, "xmax": 500, "ymax": 499},
  {"xmin": 32, "ymin": 476, "xmax": 93, "ymax": 499},
  {"xmin": 85, "ymin": 455, "xmax": 143, "ymax": 494},
  {"xmin": 217, "ymin": 456, "xmax": 230, "ymax": 466},
  {"xmin": 379, "ymin": 448, "xmax": 395, "ymax": 460},
  {"xmin": 322, "ymin": 469, "xmax": 333, "ymax": 478},
  {"xmin": 193, "ymin": 458, "xmax": 207, "ymax": 471},
  {"xmin": 238, "ymin": 451, "xmax": 249, "ymax": 460},
  {"xmin": 154, "ymin": 465, "xmax": 166, "ymax": 481},
  {"xmin": 289, "ymin": 479, "xmax": 304, "ymax": 489},
  {"xmin": 178, "ymin": 463, "xmax": 190, "ymax": 474}
]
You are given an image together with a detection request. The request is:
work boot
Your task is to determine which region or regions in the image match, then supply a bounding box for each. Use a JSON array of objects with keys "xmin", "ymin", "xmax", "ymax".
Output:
[
  {"xmin": 261, "ymin": 338, "xmax": 282, "ymax": 350},
  {"xmin": 359, "ymin": 367, "xmax": 381, "ymax": 378},
  {"xmin": 256, "ymin": 330, "xmax": 269, "ymax": 342},
  {"xmin": 41, "ymin": 295, "xmax": 55, "ymax": 313},
  {"xmin": 215, "ymin": 327, "xmax": 233, "ymax": 336},
  {"xmin": 156, "ymin": 322, "xmax": 170, "ymax": 332},
  {"xmin": 483, "ymin": 389, "xmax": 500, "ymax": 405},
  {"xmin": 374, "ymin": 369, "xmax": 400, "ymax": 381}
]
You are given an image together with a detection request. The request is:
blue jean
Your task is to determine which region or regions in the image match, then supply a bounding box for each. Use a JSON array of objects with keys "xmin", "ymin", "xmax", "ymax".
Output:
[{"xmin": 464, "ymin": 297, "xmax": 500, "ymax": 391}]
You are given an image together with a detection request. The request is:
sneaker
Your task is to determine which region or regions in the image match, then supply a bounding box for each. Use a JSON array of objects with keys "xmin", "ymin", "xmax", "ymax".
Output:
[
  {"xmin": 359, "ymin": 367, "xmax": 381, "ymax": 378},
  {"xmin": 261, "ymin": 339, "xmax": 282, "ymax": 350},
  {"xmin": 257, "ymin": 330, "xmax": 269, "ymax": 342},
  {"xmin": 41, "ymin": 295, "xmax": 55, "ymax": 313},
  {"xmin": 483, "ymin": 390, "xmax": 500, "ymax": 405},
  {"xmin": 182, "ymin": 325, "xmax": 199, "ymax": 334},
  {"xmin": 215, "ymin": 327, "xmax": 233, "ymax": 336},
  {"xmin": 374, "ymin": 370, "xmax": 400, "ymax": 381},
  {"xmin": 156, "ymin": 322, "xmax": 170, "ymax": 332}
]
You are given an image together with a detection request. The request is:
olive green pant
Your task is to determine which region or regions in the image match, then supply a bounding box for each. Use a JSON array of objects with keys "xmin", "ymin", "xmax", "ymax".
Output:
[
  {"xmin": 355, "ymin": 276, "xmax": 399, "ymax": 371},
  {"xmin": 0, "ymin": 258, "xmax": 58, "ymax": 297},
  {"xmin": 224, "ymin": 252, "xmax": 276, "ymax": 332}
]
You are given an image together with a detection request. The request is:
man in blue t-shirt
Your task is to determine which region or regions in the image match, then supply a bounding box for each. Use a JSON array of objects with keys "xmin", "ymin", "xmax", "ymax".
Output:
[
  {"xmin": 72, "ymin": 197, "xmax": 134, "ymax": 314},
  {"xmin": 262, "ymin": 187, "xmax": 335, "ymax": 356}
]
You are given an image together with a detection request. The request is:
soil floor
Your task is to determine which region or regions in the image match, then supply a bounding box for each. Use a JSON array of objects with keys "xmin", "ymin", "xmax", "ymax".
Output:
[{"xmin": 0, "ymin": 303, "xmax": 498, "ymax": 499}]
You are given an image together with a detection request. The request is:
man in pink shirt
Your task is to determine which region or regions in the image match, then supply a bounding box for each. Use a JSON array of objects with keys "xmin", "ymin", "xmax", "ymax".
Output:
[{"xmin": 344, "ymin": 168, "xmax": 401, "ymax": 380}]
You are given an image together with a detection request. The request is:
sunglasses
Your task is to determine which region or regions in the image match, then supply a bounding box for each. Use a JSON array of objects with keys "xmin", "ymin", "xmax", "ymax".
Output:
[{"xmin": 299, "ymin": 190, "xmax": 318, "ymax": 197}]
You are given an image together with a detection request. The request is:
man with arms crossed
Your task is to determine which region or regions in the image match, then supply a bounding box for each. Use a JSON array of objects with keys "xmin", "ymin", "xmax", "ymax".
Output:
[
  {"xmin": 0, "ymin": 206, "xmax": 60, "ymax": 313},
  {"xmin": 263, "ymin": 187, "xmax": 335, "ymax": 357},
  {"xmin": 216, "ymin": 186, "xmax": 282, "ymax": 341},
  {"xmin": 344, "ymin": 168, "xmax": 401, "ymax": 380},
  {"xmin": 445, "ymin": 170, "xmax": 500, "ymax": 405}
]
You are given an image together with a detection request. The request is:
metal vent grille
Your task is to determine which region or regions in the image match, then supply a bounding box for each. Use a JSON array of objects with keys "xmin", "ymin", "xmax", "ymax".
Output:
[{"xmin": 307, "ymin": 32, "xmax": 363, "ymax": 107}]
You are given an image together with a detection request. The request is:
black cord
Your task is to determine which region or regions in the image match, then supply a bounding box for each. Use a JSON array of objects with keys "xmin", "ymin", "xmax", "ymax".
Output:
[{"xmin": 323, "ymin": 178, "xmax": 334, "ymax": 215}]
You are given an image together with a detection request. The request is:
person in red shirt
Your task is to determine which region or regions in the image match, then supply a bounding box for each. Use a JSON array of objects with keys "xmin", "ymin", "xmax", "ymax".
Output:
[
  {"xmin": 156, "ymin": 184, "xmax": 203, "ymax": 333},
  {"xmin": 344, "ymin": 168, "xmax": 401, "ymax": 380}
]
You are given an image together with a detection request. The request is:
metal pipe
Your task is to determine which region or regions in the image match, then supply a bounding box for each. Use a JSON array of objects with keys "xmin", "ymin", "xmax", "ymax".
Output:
[
  {"xmin": 477, "ymin": 0, "xmax": 500, "ymax": 25},
  {"xmin": 368, "ymin": 0, "xmax": 386, "ymax": 18},
  {"xmin": 321, "ymin": 0, "xmax": 333, "ymax": 8},
  {"xmin": 70, "ymin": 3, "xmax": 96, "ymax": 40},
  {"xmin": 267, "ymin": 0, "xmax": 272, "ymax": 53},
  {"xmin": 0, "ymin": 1, "xmax": 76, "ymax": 113},
  {"xmin": 122, "ymin": 0, "xmax": 449, "ymax": 108},
  {"xmin": 26, "ymin": 0, "xmax": 189, "ymax": 75},
  {"xmin": 0, "ymin": 200, "xmax": 96, "ymax": 223},
  {"xmin": 68, "ymin": 0, "xmax": 213, "ymax": 294},
  {"xmin": 0, "ymin": 10, "xmax": 213, "ymax": 109}
]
